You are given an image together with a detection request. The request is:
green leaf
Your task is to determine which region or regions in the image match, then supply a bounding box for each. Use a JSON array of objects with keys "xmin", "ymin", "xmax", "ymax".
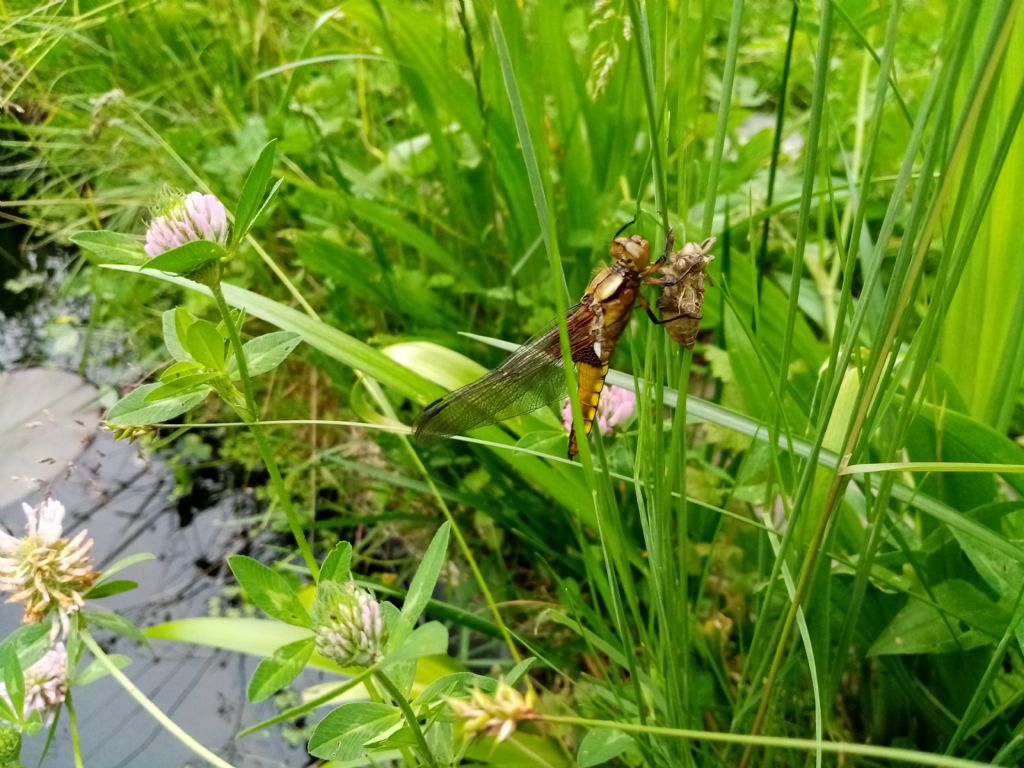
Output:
[
  {"xmin": 162, "ymin": 309, "xmax": 192, "ymax": 362},
  {"xmin": 186, "ymin": 319, "xmax": 227, "ymax": 372},
  {"xmin": 143, "ymin": 373, "xmax": 217, "ymax": 402},
  {"xmin": 160, "ymin": 360, "xmax": 203, "ymax": 382},
  {"xmin": 383, "ymin": 622, "xmax": 448, "ymax": 665},
  {"xmin": 320, "ymin": 542, "xmax": 353, "ymax": 583},
  {"xmin": 74, "ymin": 654, "xmax": 131, "ymax": 687},
  {"xmin": 71, "ymin": 230, "xmax": 147, "ymax": 265},
  {"xmin": 106, "ymin": 382, "xmax": 211, "ymax": 426},
  {"xmin": 1, "ymin": 645, "xmax": 24, "ymax": 723},
  {"xmin": 233, "ymin": 139, "xmax": 278, "ymax": 245},
  {"xmin": 393, "ymin": 523, "xmax": 450, "ymax": 644},
  {"xmin": 578, "ymin": 728, "xmax": 633, "ymax": 767},
  {"xmin": 308, "ymin": 702, "xmax": 402, "ymax": 761},
  {"xmin": 227, "ymin": 331, "xmax": 302, "ymax": 378},
  {"xmin": 413, "ymin": 672, "xmax": 495, "ymax": 708},
  {"xmin": 84, "ymin": 579, "xmax": 137, "ymax": 600},
  {"xmin": 869, "ymin": 580, "xmax": 1008, "ymax": 656},
  {"xmin": 146, "ymin": 240, "xmax": 226, "ymax": 276},
  {"xmin": 505, "ymin": 656, "xmax": 537, "ymax": 686},
  {"xmin": 228, "ymin": 555, "xmax": 312, "ymax": 628},
  {"xmin": 146, "ymin": 617, "xmax": 348, "ymax": 672},
  {"xmin": 99, "ymin": 553, "xmax": 155, "ymax": 581},
  {"xmin": 247, "ymin": 637, "xmax": 315, "ymax": 702},
  {"xmin": 85, "ymin": 610, "xmax": 150, "ymax": 647}
]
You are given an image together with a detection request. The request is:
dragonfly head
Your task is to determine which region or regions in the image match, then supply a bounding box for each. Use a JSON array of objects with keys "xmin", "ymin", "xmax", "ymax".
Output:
[{"xmin": 610, "ymin": 235, "xmax": 651, "ymax": 272}]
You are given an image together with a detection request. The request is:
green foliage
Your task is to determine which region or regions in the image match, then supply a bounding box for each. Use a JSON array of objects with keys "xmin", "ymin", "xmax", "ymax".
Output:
[
  {"xmin": 227, "ymin": 555, "xmax": 312, "ymax": 628},
  {"xmin": 5, "ymin": 0, "xmax": 1024, "ymax": 765}
]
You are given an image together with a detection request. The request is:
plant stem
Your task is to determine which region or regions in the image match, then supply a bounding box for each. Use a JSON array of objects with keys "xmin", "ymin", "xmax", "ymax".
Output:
[
  {"xmin": 80, "ymin": 631, "xmax": 237, "ymax": 768},
  {"xmin": 539, "ymin": 715, "xmax": 994, "ymax": 768},
  {"xmin": 209, "ymin": 277, "xmax": 319, "ymax": 580},
  {"xmin": 373, "ymin": 670, "xmax": 436, "ymax": 767}
]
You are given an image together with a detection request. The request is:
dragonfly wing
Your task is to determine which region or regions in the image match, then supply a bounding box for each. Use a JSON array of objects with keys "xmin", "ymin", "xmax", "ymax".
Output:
[{"xmin": 414, "ymin": 304, "xmax": 601, "ymax": 442}]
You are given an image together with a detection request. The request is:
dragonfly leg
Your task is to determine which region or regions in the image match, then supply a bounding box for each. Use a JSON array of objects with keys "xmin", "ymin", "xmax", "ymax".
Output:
[
  {"xmin": 614, "ymin": 217, "xmax": 637, "ymax": 238},
  {"xmin": 648, "ymin": 228, "xmax": 675, "ymax": 270}
]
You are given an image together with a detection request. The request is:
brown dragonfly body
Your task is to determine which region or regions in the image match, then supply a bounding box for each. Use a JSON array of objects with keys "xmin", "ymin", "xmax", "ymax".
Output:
[
  {"xmin": 414, "ymin": 234, "xmax": 657, "ymax": 458},
  {"xmin": 656, "ymin": 237, "xmax": 716, "ymax": 348}
]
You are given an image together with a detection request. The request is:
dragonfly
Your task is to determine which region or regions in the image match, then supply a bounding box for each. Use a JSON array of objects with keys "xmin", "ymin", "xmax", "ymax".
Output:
[
  {"xmin": 414, "ymin": 226, "xmax": 686, "ymax": 458},
  {"xmin": 655, "ymin": 237, "xmax": 717, "ymax": 349}
]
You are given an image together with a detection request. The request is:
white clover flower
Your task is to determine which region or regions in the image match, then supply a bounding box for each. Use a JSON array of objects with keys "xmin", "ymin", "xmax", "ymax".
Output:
[
  {"xmin": 561, "ymin": 385, "xmax": 636, "ymax": 434},
  {"xmin": 144, "ymin": 191, "xmax": 229, "ymax": 258},
  {"xmin": 446, "ymin": 679, "xmax": 538, "ymax": 743},
  {"xmin": 0, "ymin": 499, "xmax": 97, "ymax": 631},
  {"xmin": 0, "ymin": 643, "xmax": 68, "ymax": 725},
  {"xmin": 312, "ymin": 582, "xmax": 384, "ymax": 667}
]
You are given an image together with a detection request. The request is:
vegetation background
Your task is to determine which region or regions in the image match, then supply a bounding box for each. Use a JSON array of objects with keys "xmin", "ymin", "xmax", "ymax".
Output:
[{"xmin": 2, "ymin": 0, "xmax": 1024, "ymax": 765}]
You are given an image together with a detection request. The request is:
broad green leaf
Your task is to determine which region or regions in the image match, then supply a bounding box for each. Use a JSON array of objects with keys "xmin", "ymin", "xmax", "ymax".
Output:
[
  {"xmin": 71, "ymin": 230, "xmax": 147, "ymax": 265},
  {"xmin": 162, "ymin": 309, "xmax": 192, "ymax": 362},
  {"xmin": 146, "ymin": 617, "xmax": 342, "ymax": 671},
  {"xmin": 320, "ymin": 542, "xmax": 353, "ymax": 583},
  {"xmin": 106, "ymin": 382, "xmax": 210, "ymax": 426},
  {"xmin": 869, "ymin": 580, "xmax": 1008, "ymax": 656},
  {"xmin": 228, "ymin": 555, "xmax": 312, "ymax": 628},
  {"xmin": 248, "ymin": 638, "xmax": 315, "ymax": 702},
  {"xmin": 578, "ymin": 728, "xmax": 633, "ymax": 767},
  {"xmin": 308, "ymin": 702, "xmax": 402, "ymax": 761},
  {"xmin": 186, "ymin": 319, "xmax": 227, "ymax": 372},
  {"xmin": 227, "ymin": 331, "xmax": 302, "ymax": 378},
  {"xmin": 146, "ymin": 240, "xmax": 225, "ymax": 275},
  {"xmin": 233, "ymin": 139, "xmax": 278, "ymax": 245},
  {"xmin": 913, "ymin": 401, "xmax": 1024, "ymax": 497},
  {"xmin": 394, "ymin": 523, "xmax": 450, "ymax": 643},
  {"xmin": 84, "ymin": 579, "xmax": 137, "ymax": 600}
]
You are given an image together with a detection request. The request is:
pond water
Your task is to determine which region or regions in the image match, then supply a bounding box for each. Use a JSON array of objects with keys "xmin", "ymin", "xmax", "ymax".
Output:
[{"xmin": 0, "ymin": 242, "xmax": 314, "ymax": 766}]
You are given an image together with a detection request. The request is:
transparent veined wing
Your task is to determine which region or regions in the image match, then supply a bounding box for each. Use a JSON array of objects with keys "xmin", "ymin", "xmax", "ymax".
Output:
[{"xmin": 413, "ymin": 303, "xmax": 601, "ymax": 442}]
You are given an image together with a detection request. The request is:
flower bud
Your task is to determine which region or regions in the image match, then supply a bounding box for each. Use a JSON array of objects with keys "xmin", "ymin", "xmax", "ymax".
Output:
[
  {"xmin": 144, "ymin": 191, "xmax": 228, "ymax": 258},
  {"xmin": 312, "ymin": 581, "xmax": 384, "ymax": 667},
  {"xmin": 0, "ymin": 726, "xmax": 20, "ymax": 761}
]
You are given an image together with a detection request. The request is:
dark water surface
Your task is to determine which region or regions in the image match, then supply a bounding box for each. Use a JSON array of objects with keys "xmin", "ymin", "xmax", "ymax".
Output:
[{"xmin": 1, "ymin": 242, "xmax": 315, "ymax": 766}]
